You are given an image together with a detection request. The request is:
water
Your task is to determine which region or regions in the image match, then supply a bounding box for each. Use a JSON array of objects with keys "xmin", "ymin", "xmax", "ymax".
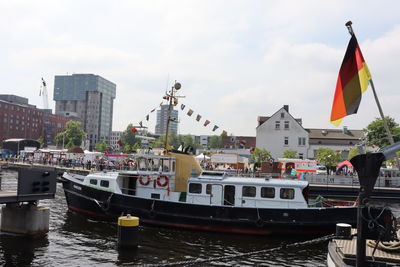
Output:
[{"xmin": 0, "ymin": 170, "xmax": 399, "ymax": 267}]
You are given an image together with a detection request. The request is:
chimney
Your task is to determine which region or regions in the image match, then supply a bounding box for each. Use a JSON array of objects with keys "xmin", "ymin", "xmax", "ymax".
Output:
[{"xmin": 283, "ymin": 105, "xmax": 289, "ymax": 112}]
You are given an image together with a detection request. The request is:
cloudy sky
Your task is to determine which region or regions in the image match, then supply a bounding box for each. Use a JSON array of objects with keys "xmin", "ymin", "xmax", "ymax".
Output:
[{"xmin": 1, "ymin": 0, "xmax": 399, "ymax": 136}]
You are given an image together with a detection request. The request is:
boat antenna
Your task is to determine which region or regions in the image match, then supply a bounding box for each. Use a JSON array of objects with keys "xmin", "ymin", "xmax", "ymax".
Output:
[{"xmin": 163, "ymin": 81, "xmax": 184, "ymax": 153}]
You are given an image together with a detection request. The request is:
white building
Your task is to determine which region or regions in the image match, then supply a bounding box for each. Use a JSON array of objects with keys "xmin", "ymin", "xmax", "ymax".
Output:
[
  {"xmin": 110, "ymin": 131, "xmax": 123, "ymax": 149},
  {"xmin": 256, "ymin": 105, "xmax": 309, "ymax": 160},
  {"xmin": 256, "ymin": 105, "xmax": 366, "ymax": 160}
]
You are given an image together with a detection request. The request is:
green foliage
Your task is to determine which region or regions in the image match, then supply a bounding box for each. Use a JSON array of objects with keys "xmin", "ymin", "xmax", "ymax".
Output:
[
  {"xmin": 208, "ymin": 136, "xmax": 221, "ymax": 148},
  {"xmin": 347, "ymin": 147, "xmax": 360, "ymax": 160},
  {"xmin": 315, "ymin": 148, "xmax": 341, "ymax": 167},
  {"xmin": 153, "ymin": 136, "xmax": 165, "ymax": 148},
  {"xmin": 131, "ymin": 142, "xmax": 141, "ymax": 153},
  {"xmin": 37, "ymin": 136, "xmax": 45, "ymax": 148},
  {"xmin": 95, "ymin": 141, "xmax": 108, "ymax": 152},
  {"xmin": 283, "ymin": 150, "xmax": 298, "ymax": 158},
  {"xmin": 364, "ymin": 116, "xmax": 400, "ymax": 149},
  {"xmin": 55, "ymin": 121, "xmax": 87, "ymax": 148},
  {"xmin": 122, "ymin": 144, "xmax": 131, "ymax": 153},
  {"xmin": 250, "ymin": 148, "xmax": 271, "ymax": 166},
  {"xmin": 122, "ymin": 124, "xmax": 140, "ymax": 146}
]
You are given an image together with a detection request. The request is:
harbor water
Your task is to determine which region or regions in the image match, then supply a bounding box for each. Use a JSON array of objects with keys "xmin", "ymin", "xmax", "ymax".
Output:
[{"xmin": 1, "ymin": 170, "xmax": 399, "ymax": 267}]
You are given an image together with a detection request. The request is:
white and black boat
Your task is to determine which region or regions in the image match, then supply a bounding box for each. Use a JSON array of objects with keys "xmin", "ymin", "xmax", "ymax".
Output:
[
  {"xmin": 61, "ymin": 149, "xmax": 360, "ymax": 235},
  {"xmin": 61, "ymin": 82, "xmax": 358, "ymax": 235}
]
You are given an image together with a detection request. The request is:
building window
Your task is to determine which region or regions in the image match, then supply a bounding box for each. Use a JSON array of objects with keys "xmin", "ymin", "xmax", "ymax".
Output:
[
  {"xmin": 275, "ymin": 121, "xmax": 280, "ymax": 130},
  {"xmin": 299, "ymin": 153, "xmax": 304, "ymax": 159},
  {"xmin": 284, "ymin": 137, "xmax": 289, "ymax": 145},
  {"xmin": 242, "ymin": 186, "xmax": 256, "ymax": 197},
  {"xmin": 284, "ymin": 121, "xmax": 289, "ymax": 129},
  {"xmin": 298, "ymin": 137, "xmax": 306, "ymax": 146},
  {"xmin": 281, "ymin": 112, "xmax": 284, "ymax": 118}
]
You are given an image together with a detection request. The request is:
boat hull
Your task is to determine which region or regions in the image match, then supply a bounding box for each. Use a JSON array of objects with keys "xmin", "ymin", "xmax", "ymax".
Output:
[{"xmin": 62, "ymin": 178, "xmax": 358, "ymax": 235}]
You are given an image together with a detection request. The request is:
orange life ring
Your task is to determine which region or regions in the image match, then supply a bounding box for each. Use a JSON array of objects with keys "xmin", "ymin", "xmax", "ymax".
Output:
[
  {"xmin": 139, "ymin": 175, "xmax": 151, "ymax": 186},
  {"xmin": 156, "ymin": 175, "xmax": 169, "ymax": 187}
]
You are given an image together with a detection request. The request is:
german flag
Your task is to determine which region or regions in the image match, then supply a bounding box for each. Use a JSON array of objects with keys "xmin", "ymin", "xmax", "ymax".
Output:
[{"xmin": 330, "ymin": 34, "xmax": 371, "ymax": 126}]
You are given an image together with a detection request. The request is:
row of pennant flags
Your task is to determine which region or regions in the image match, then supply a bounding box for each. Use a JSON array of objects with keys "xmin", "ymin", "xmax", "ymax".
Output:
[{"xmin": 135, "ymin": 100, "xmax": 227, "ymax": 136}]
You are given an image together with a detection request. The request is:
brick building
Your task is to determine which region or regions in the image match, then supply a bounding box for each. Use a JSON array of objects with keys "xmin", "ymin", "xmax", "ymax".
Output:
[{"xmin": 0, "ymin": 95, "xmax": 76, "ymax": 147}]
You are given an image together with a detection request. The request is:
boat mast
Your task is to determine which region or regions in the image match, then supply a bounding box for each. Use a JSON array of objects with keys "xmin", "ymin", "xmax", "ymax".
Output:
[{"xmin": 163, "ymin": 81, "xmax": 182, "ymax": 153}]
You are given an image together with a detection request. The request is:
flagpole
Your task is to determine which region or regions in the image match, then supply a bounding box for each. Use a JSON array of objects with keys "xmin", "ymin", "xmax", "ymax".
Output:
[{"xmin": 345, "ymin": 21, "xmax": 395, "ymax": 147}]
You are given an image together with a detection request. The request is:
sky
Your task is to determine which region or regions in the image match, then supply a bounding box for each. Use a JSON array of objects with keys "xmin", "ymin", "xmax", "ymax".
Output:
[{"xmin": 1, "ymin": 0, "xmax": 399, "ymax": 137}]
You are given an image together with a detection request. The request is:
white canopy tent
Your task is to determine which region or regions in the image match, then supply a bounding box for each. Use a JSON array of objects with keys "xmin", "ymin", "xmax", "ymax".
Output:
[{"xmin": 195, "ymin": 153, "xmax": 210, "ymax": 161}]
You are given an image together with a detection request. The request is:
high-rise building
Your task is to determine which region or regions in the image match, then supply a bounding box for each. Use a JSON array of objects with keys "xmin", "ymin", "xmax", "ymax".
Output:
[
  {"xmin": 155, "ymin": 105, "xmax": 178, "ymax": 135},
  {"xmin": 54, "ymin": 74, "xmax": 116, "ymax": 150}
]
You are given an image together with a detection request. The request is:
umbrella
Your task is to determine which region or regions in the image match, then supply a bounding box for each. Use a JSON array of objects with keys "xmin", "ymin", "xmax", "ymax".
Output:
[{"xmin": 336, "ymin": 160, "xmax": 352, "ymax": 168}]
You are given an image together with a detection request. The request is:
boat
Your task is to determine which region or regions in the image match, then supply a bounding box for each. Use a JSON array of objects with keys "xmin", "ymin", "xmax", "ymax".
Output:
[{"xmin": 60, "ymin": 82, "xmax": 360, "ymax": 235}]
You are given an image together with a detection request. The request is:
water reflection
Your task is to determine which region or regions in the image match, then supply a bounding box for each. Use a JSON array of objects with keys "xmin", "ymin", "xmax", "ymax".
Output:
[{"xmin": 0, "ymin": 234, "xmax": 49, "ymax": 267}]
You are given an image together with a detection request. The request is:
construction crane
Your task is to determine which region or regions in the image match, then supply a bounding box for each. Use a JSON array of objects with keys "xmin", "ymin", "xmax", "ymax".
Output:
[{"xmin": 40, "ymin": 77, "xmax": 49, "ymax": 110}]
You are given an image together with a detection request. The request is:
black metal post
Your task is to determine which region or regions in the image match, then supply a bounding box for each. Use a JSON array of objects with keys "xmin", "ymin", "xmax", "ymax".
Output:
[{"xmin": 356, "ymin": 189, "xmax": 366, "ymax": 267}]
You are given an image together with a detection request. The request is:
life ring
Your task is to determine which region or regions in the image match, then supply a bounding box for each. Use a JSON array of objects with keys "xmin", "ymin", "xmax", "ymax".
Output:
[
  {"xmin": 139, "ymin": 175, "xmax": 151, "ymax": 186},
  {"xmin": 156, "ymin": 175, "xmax": 169, "ymax": 187}
]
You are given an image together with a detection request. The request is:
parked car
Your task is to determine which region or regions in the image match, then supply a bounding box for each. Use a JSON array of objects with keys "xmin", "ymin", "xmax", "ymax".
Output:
[{"xmin": 316, "ymin": 165, "xmax": 328, "ymax": 175}]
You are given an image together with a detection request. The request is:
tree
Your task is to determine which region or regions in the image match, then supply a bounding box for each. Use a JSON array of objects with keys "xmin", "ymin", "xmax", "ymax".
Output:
[
  {"xmin": 95, "ymin": 141, "xmax": 108, "ymax": 152},
  {"xmin": 122, "ymin": 124, "xmax": 141, "ymax": 147},
  {"xmin": 37, "ymin": 136, "xmax": 45, "ymax": 148},
  {"xmin": 250, "ymin": 148, "xmax": 272, "ymax": 170},
  {"xmin": 283, "ymin": 150, "xmax": 297, "ymax": 158},
  {"xmin": 347, "ymin": 147, "xmax": 360, "ymax": 161},
  {"xmin": 364, "ymin": 116, "xmax": 400, "ymax": 149},
  {"xmin": 315, "ymin": 148, "xmax": 341, "ymax": 168},
  {"xmin": 55, "ymin": 121, "xmax": 87, "ymax": 149},
  {"xmin": 209, "ymin": 135, "xmax": 222, "ymax": 148}
]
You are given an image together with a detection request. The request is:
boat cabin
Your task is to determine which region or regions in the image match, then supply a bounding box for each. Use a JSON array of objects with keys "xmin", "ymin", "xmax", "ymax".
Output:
[{"xmin": 186, "ymin": 171, "xmax": 309, "ymax": 208}]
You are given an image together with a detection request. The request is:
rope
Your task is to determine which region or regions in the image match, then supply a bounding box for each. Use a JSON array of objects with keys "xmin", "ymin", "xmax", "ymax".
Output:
[{"xmin": 122, "ymin": 234, "xmax": 335, "ymax": 267}]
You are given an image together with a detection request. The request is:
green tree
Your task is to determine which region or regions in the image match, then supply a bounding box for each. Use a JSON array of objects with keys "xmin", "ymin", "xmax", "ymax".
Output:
[
  {"xmin": 283, "ymin": 150, "xmax": 297, "ymax": 158},
  {"xmin": 122, "ymin": 124, "xmax": 141, "ymax": 147},
  {"xmin": 250, "ymin": 148, "xmax": 272, "ymax": 169},
  {"xmin": 95, "ymin": 141, "xmax": 108, "ymax": 152},
  {"xmin": 55, "ymin": 121, "xmax": 87, "ymax": 149},
  {"xmin": 209, "ymin": 136, "xmax": 222, "ymax": 149},
  {"xmin": 37, "ymin": 136, "xmax": 45, "ymax": 148},
  {"xmin": 315, "ymin": 148, "xmax": 341, "ymax": 168},
  {"xmin": 122, "ymin": 144, "xmax": 131, "ymax": 153},
  {"xmin": 364, "ymin": 116, "xmax": 400, "ymax": 149},
  {"xmin": 347, "ymin": 147, "xmax": 360, "ymax": 160},
  {"xmin": 131, "ymin": 142, "xmax": 141, "ymax": 153},
  {"xmin": 153, "ymin": 136, "xmax": 165, "ymax": 148}
]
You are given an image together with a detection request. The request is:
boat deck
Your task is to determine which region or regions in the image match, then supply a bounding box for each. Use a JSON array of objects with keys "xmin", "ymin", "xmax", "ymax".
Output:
[{"xmin": 331, "ymin": 229, "xmax": 400, "ymax": 264}]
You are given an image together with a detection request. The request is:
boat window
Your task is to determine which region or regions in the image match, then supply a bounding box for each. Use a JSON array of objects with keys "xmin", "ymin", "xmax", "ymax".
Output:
[
  {"xmin": 161, "ymin": 158, "xmax": 171, "ymax": 172},
  {"xmin": 261, "ymin": 187, "xmax": 275, "ymax": 198},
  {"xmin": 149, "ymin": 158, "xmax": 159, "ymax": 171},
  {"xmin": 100, "ymin": 180, "xmax": 109, "ymax": 188},
  {"xmin": 242, "ymin": 186, "xmax": 256, "ymax": 197},
  {"xmin": 89, "ymin": 179, "xmax": 97, "ymax": 185},
  {"xmin": 224, "ymin": 185, "xmax": 235, "ymax": 206},
  {"xmin": 280, "ymin": 188, "xmax": 295, "ymax": 199},
  {"xmin": 138, "ymin": 158, "xmax": 148, "ymax": 171},
  {"xmin": 206, "ymin": 184, "xmax": 212, "ymax": 194},
  {"xmin": 189, "ymin": 183, "xmax": 202, "ymax": 194}
]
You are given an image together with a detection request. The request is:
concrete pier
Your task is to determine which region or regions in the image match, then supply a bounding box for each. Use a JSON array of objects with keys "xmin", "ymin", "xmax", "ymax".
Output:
[{"xmin": 1, "ymin": 203, "xmax": 49, "ymax": 237}]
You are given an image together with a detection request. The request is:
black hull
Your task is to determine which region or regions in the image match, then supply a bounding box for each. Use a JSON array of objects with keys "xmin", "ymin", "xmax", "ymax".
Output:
[{"xmin": 62, "ymin": 179, "xmax": 358, "ymax": 235}]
